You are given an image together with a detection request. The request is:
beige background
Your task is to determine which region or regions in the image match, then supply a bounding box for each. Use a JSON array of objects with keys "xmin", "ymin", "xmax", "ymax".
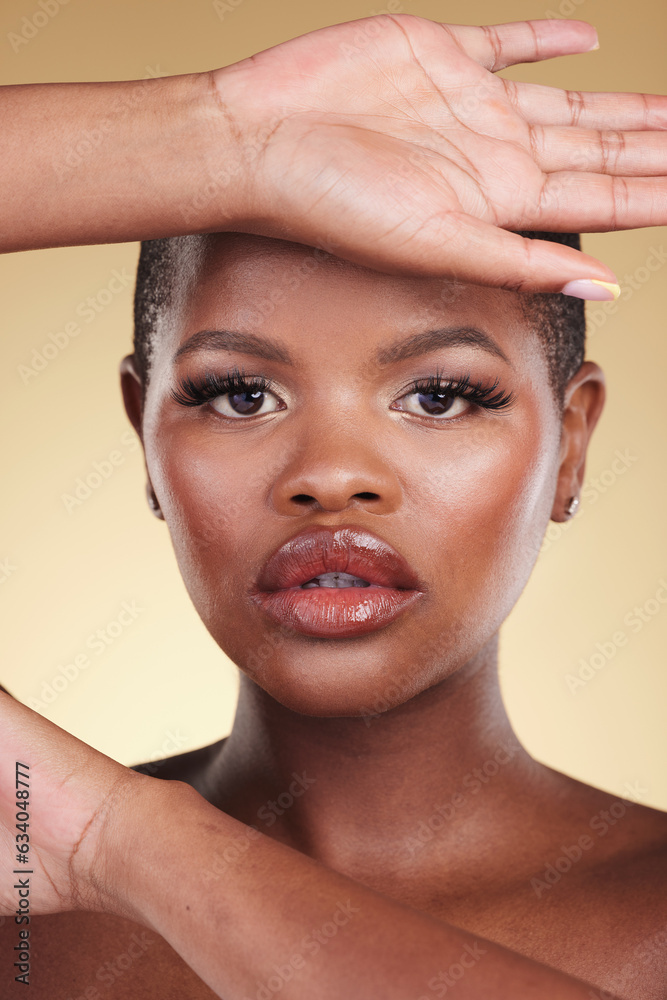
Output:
[{"xmin": 1, "ymin": 0, "xmax": 666, "ymax": 807}]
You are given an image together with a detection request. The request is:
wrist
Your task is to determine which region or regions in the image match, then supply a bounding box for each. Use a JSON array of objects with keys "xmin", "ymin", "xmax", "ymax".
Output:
[
  {"xmin": 124, "ymin": 68, "xmax": 249, "ymax": 237},
  {"xmin": 205, "ymin": 59, "xmax": 290, "ymax": 237},
  {"xmin": 158, "ymin": 67, "xmax": 254, "ymax": 235},
  {"xmin": 85, "ymin": 770, "xmax": 176, "ymax": 925},
  {"xmin": 94, "ymin": 776, "xmax": 211, "ymax": 930}
]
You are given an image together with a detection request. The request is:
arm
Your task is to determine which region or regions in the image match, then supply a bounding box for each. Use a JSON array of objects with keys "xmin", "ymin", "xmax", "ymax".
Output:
[
  {"xmin": 0, "ymin": 693, "xmax": 621, "ymax": 1000},
  {"xmin": 0, "ymin": 72, "xmax": 237, "ymax": 250},
  {"xmin": 4, "ymin": 14, "xmax": 667, "ymax": 292},
  {"xmin": 110, "ymin": 779, "xmax": 617, "ymax": 1000}
]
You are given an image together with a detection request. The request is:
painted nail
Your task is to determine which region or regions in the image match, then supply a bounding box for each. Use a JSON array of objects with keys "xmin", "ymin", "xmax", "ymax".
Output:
[{"xmin": 560, "ymin": 279, "xmax": 620, "ymax": 301}]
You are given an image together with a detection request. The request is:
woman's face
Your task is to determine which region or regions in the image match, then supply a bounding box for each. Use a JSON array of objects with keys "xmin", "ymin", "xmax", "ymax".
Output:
[{"xmin": 123, "ymin": 233, "xmax": 601, "ymax": 718}]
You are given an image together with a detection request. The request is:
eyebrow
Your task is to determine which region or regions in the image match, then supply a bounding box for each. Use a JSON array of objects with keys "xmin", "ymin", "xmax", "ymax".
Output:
[
  {"xmin": 376, "ymin": 327, "xmax": 511, "ymax": 367},
  {"xmin": 171, "ymin": 326, "xmax": 511, "ymax": 367},
  {"xmin": 172, "ymin": 329, "xmax": 292, "ymax": 365}
]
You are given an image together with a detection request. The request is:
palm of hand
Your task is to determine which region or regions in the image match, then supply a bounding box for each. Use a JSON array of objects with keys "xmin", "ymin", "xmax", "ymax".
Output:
[{"xmin": 215, "ymin": 13, "xmax": 664, "ymax": 287}]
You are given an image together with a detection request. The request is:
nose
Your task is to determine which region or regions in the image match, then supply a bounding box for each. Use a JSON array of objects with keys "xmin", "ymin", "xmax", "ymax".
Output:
[{"xmin": 269, "ymin": 423, "xmax": 403, "ymax": 517}]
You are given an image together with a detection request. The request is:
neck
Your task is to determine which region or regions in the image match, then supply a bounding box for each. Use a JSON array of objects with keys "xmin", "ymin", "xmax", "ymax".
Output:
[{"xmin": 206, "ymin": 635, "xmax": 546, "ymax": 880}]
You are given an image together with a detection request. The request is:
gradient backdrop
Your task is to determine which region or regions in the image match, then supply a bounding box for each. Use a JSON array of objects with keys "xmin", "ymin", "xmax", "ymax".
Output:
[{"xmin": 2, "ymin": 0, "xmax": 666, "ymax": 808}]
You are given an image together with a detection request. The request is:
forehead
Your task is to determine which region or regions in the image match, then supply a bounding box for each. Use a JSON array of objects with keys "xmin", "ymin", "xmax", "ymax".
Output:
[{"xmin": 163, "ymin": 232, "xmax": 540, "ymax": 372}]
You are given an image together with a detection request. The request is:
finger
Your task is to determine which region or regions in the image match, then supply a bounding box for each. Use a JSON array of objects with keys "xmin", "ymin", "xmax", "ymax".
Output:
[
  {"xmin": 524, "ymin": 173, "xmax": 667, "ymax": 231},
  {"xmin": 443, "ymin": 19, "xmax": 599, "ymax": 72},
  {"xmin": 503, "ymin": 79, "xmax": 667, "ymax": 130},
  {"xmin": 532, "ymin": 125, "xmax": 667, "ymax": 176},
  {"xmin": 346, "ymin": 212, "xmax": 616, "ymax": 293}
]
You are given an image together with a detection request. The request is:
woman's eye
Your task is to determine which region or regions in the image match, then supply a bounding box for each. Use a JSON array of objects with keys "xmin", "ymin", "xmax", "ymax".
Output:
[
  {"xmin": 399, "ymin": 389, "xmax": 471, "ymax": 420},
  {"xmin": 210, "ymin": 387, "xmax": 281, "ymax": 418}
]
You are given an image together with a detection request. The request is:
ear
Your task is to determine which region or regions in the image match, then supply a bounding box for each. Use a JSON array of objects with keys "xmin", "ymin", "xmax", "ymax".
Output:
[
  {"xmin": 120, "ymin": 354, "xmax": 144, "ymax": 443},
  {"xmin": 120, "ymin": 355, "xmax": 164, "ymax": 520},
  {"xmin": 550, "ymin": 361, "xmax": 606, "ymax": 523}
]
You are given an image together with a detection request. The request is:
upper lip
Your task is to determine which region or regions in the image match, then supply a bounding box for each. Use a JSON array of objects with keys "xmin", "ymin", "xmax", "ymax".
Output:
[{"xmin": 254, "ymin": 525, "xmax": 425, "ymax": 592}]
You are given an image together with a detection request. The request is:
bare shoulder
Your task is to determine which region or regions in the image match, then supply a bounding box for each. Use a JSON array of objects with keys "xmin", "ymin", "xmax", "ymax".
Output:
[
  {"xmin": 544, "ymin": 767, "xmax": 667, "ymax": 856},
  {"xmin": 512, "ymin": 767, "xmax": 667, "ymax": 997},
  {"xmin": 528, "ymin": 765, "xmax": 667, "ymax": 891}
]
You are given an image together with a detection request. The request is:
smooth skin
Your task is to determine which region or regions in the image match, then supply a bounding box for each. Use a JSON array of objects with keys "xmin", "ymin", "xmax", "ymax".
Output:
[
  {"xmin": 4, "ymin": 15, "xmax": 667, "ymax": 286},
  {"xmin": 2, "ymin": 11, "xmax": 667, "ymax": 1000},
  {"xmin": 3, "ymin": 233, "xmax": 667, "ymax": 999}
]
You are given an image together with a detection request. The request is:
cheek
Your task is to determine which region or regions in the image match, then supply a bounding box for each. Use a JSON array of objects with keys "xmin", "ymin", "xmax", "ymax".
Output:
[
  {"xmin": 412, "ymin": 417, "xmax": 558, "ymax": 627},
  {"xmin": 141, "ymin": 402, "xmax": 560, "ymax": 716},
  {"xmin": 150, "ymin": 412, "xmax": 556, "ymax": 606},
  {"xmin": 146, "ymin": 424, "xmax": 270, "ymax": 612}
]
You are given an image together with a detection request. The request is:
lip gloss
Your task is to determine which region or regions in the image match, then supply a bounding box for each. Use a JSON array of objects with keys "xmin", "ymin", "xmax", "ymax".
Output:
[{"xmin": 251, "ymin": 586, "xmax": 423, "ymax": 638}]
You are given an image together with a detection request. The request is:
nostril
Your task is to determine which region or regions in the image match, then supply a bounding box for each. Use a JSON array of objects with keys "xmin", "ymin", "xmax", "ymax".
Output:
[{"xmin": 289, "ymin": 491, "xmax": 379, "ymax": 507}]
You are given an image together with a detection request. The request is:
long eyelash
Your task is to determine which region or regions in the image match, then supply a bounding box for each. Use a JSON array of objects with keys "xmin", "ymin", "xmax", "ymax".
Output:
[
  {"xmin": 170, "ymin": 368, "xmax": 277, "ymax": 407},
  {"xmin": 407, "ymin": 370, "xmax": 514, "ymax": 410},
  {"xmin": 169, "ymin": 367, "xmax": 514, "ymax": 412}
]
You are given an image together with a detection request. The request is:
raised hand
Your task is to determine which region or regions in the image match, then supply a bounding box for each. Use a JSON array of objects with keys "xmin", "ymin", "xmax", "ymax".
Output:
[
  {"xmin": 4, "ymin": 15, "xmax": 667, "ymax": 293},
  {"xmin": 212, "ymin": 14, "xmax": 667, "ymax": 292}
]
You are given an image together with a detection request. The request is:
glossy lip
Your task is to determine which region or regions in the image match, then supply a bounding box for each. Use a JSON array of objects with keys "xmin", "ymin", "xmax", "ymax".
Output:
[
  {"xmin": 249, "ymin": 525, "xmax": 426, "ymax": 638},
  {"xmin": 253, "ymin": 524, "xmax": 425, "ymax": 592}
]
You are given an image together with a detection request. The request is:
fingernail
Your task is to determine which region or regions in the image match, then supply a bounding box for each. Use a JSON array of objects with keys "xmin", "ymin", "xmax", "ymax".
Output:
[
  {"xmin": 587, "ymin": 28, "xmax": 600, "ymax": 51},
  {"xmin": 560, "ymin": 279, "xmax": 620, "ymax": 301}
]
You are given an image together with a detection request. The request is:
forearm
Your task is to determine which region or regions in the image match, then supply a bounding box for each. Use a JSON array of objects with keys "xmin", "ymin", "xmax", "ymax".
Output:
[
  {"xmin": 116, "ymin": 780, "xmax": 620, "ymax": 1000},
  {"xmin": 1, "ymin": 72, "xmax": 243, "ymax": 253}
]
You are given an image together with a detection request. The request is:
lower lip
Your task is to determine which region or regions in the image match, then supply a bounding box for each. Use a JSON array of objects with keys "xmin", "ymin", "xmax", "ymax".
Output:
[{"xmin": 251, "ymin": 586, "xmax": 423, "ymax": 637}]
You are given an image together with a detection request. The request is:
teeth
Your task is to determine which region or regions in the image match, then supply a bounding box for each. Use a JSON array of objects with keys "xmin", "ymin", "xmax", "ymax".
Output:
[{"xmin": 301, "ymin": 571, "xmax": 371, "ymax": 589}]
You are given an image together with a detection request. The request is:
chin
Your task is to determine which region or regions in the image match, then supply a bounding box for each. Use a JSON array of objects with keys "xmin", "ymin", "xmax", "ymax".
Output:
[
  {"xmin": 235, "ymin": 636, "xmax": 458, "ymax": 720},
  {"xmin": 248, "ymin": 679, "xmax": 404, "ymax": 720}
]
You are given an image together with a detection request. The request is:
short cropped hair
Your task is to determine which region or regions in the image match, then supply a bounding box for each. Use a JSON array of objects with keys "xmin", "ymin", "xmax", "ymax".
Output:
[{"xmin": 133, "ymin": 231, "xmax": 585, "ymax": 408}]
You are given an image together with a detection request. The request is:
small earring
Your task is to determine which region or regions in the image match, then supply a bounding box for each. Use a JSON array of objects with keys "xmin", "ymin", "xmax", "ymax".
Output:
[
  {"xmin": 565, "ymin": 495, "xmax": 580, "ymax": 519},
  {"xmin": 146, "ymin": 483, "xmax": 164, "ymax": 520}
]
